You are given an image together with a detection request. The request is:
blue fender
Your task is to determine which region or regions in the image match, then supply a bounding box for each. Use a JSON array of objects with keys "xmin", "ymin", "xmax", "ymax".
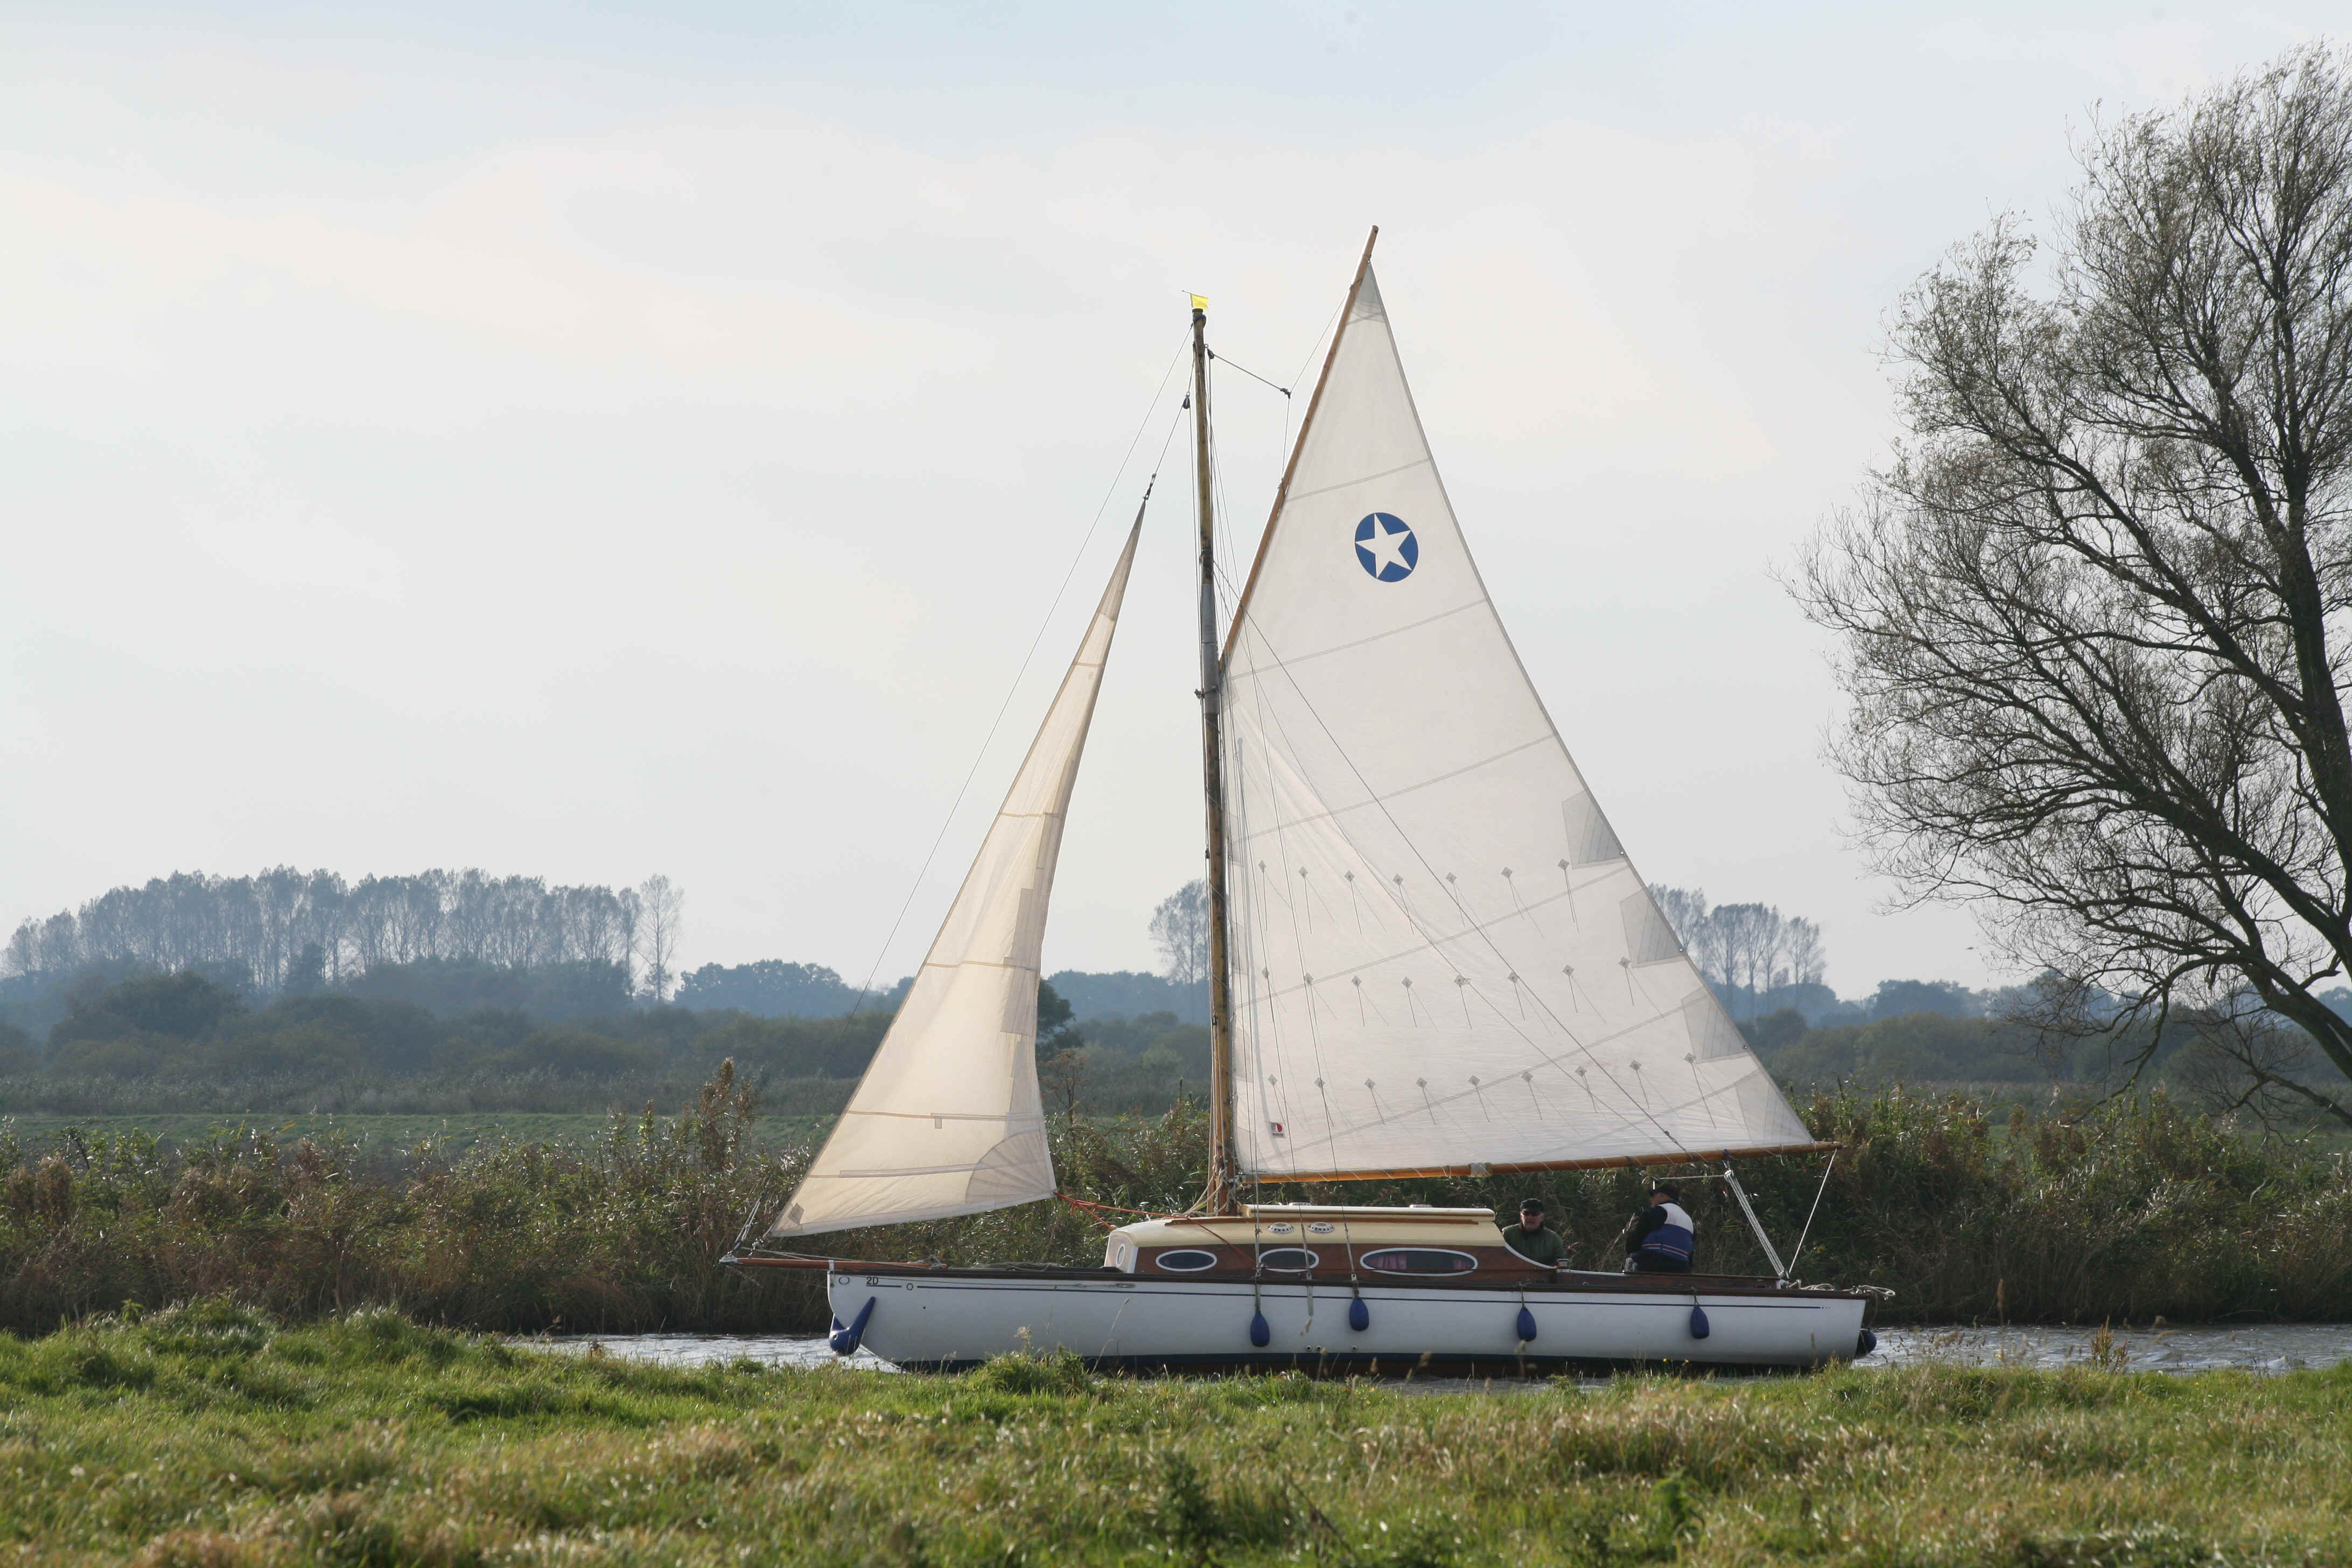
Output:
[
  {"xmin": 1249, "ymin": 1310, "xmax": 1271, "ymax": 1348},
  {"xmin": 1348, "ymin": 1297, "xmax": 1371, "ymax": 1333},
  {"xmin": 829, "ymin": 1295, "xmax": 877, "ymax": 1355},
  {"xmin": 1856, "ymin": 1328, "xmax": 1877, "ymax": 1357},
  {"xmin": 1688, "ymin": 1303, "xmax": 1711, "ymax": 1340},
  {"xmin": 1515, "ymin": 1306, "xmax": 1538, "ymax": 1343}
]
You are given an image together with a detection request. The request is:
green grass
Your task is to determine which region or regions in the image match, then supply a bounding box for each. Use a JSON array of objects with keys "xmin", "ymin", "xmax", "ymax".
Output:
[{"xmin": 1, "ymin": 1304, "xmax": 2347, "ymax": 1566}]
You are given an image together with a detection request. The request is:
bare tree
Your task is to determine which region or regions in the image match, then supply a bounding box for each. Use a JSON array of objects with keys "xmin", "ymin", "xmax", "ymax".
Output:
[
  {"xmin": 1649, "ymin": 885, "xmax": 1710, "ymax": 948},
  {"xmin": 1648, "ymin": 885, "xmax": 1827, "ymax": 1016},
  {"xmin": 1797, "ymin": 46, "xmax": 2352, "ymax": 1125},
  {"xmin": 1780, "ymin": 917, "xmax": 1828, "ymax": 991},
  {"xmin": 1149, "ymin": 881, "xmax": 1210, "ymax": 986},
  {"xmin": 1713, "ymin": 904, "xmax": 1782, "ymax": 1006},
  {"xmin": 635, "ymin": 874, "xmax": 685, "ymax": 1004},
  {"xmin": 2172, "ymin": 997, "xmax": 2336, "ymax": 1125}
]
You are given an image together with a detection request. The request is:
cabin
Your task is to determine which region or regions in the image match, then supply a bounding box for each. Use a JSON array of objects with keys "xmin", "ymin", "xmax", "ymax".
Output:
[{"xmin": 1102, "ymin": 1203, "xmax": 1549, "ymax": 1280}]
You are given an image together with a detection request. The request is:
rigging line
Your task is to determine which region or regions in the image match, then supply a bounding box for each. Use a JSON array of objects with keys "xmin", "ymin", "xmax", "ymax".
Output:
[
  {"xmin": 846, "ymin": 330, "xmax": 1192, "ymax": 1014},
  {"xmin": 1151, "ymin": 390, "xmax": 1189, "ymax": 474},
  {"xmin": 1205, "ymin": 345, "xmax": 1291, "ymax": 399},
  {"xmin": 1205, "ymin": 359, "xmax": 1243, "ymax": 629},
  {"xmin": 1785, "ymin": 1152, "xmax": 1838, "ymax": 1275},
  {"xmin": 1282, "ymin": 296, "xmax": 1345, "ymax": 471},
  {"xmin": 1244, "ymin": 628, "xmax": 1346, "ymax": 1170},
  {"xmin": 1226, "ymin": 617, "xmax": 1696, "ymax": 1159}
]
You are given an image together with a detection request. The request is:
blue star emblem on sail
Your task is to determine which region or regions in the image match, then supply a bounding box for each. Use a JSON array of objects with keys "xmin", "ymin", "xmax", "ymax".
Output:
[{"xmin": 1354, "ymin": 513, "xmax": 1418, "ymax": 581}]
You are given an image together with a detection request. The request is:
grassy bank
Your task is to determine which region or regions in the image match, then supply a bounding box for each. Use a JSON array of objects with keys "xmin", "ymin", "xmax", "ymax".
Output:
[
  {"xmin": 2, "ymin": 1304, "xmax": 2348, "ymax": 1566},
  {"xmin": 5, "ymin": 1073, "xmax": 2350, "ymax": 1335}
]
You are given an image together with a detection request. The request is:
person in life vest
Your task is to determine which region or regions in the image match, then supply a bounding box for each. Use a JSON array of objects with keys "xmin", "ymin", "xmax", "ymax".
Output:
[{"xmin": 1621, "ymin": 1183, "xmax": 1696, "ymax": 1273}]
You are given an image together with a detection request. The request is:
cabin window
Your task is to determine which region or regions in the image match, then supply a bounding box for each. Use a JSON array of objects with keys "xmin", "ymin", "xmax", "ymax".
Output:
[
  {"xmin": 1362, "ymin": 1248, "xmax": 1479, "ymax": 1275},
  {"xmin": 1256, "ymin": 1248, "xmax": 1318, "ymax": 1271},
  {"xmin": 1152, "ymin": 1249, "xmax": 1221, "ymax": 1272}
]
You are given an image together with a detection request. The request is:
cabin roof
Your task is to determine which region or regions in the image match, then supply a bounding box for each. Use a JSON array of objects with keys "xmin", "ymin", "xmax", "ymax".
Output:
[
  {"xmin": 1110, "ymin": 1207, "xmax": 1506, "ymax": 1251},
  {"xmin": 1241, "ymin": 1203, "xmax": 1496, "ymax": 1221}
]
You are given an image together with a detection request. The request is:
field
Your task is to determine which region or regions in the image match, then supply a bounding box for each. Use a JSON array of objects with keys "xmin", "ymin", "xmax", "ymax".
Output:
[{"xmin": 1, "ymin": 1304, "xmax": 2347, "ymax": 1567}]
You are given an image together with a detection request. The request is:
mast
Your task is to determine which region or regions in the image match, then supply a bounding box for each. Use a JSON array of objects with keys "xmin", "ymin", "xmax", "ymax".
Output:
[{"xmin": 1192, "ymin": 295, "xmax": 1240, "ymax": 1214}]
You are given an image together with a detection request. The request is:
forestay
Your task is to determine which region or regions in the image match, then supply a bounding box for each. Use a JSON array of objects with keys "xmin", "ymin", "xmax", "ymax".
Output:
[
  {"xmin": 768, "ymin": 518, "xmax": 1143, "ymax": 1238},
  {"xmin": 1219, "ymin": 258, "xmax": 1816, "ymax": 1180}
]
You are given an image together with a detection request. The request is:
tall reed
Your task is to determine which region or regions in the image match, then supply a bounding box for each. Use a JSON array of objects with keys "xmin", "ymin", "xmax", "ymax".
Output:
[{"xmin": 4, "ymin": 1073, "xmax": 2348, "ymax": 1333}]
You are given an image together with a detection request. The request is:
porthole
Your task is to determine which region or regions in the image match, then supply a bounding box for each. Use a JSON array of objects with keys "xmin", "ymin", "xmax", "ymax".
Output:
[
  {"xmin": 1152, "ymin": 1249, "xmax": 1221, "ymax": 1272},
  {"xmin": 1361, "ymin": 1248, "xmax": 1479, "ymax": 1275},
  {"xmin": 1256, "ymin": 1248, "xmax": 1319, "ymax": 1271}
]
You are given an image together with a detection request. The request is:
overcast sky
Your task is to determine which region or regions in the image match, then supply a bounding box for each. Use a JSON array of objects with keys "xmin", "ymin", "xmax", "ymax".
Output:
[{"xmin": 1, "ymin": 2, "xmax": 2336, "ymax": 996}]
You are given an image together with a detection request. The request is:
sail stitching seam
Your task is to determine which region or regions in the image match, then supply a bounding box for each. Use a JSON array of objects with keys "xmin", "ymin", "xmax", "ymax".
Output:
[
  {"xmin": 1228, "ymin": 733, "xmax": 1557, "ymax": 845},
  {"xmin": 1282, "ymin": 455, "xmax": 1434, "ymax": 505},
  {"xmin": 1263, "ymin": 1048, "xmax": 1755, "ymax": 1167},
  {"xmin": 1226, "ymin": 598, "xmax": 1486, "ymax": 679},
  {"xmin": 1233, "ymin": 870, "xmax": 1600, "ymax": 997},
  {"xmin": 1273, "ymin": 1046, "xmax": 1773, "ymax": 1151}
]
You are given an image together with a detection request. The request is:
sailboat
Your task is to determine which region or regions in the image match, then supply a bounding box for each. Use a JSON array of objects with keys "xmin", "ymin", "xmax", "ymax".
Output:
[{"xmin": 728, "ymin": 231, "xmax": 1875, "ymax": 1374}]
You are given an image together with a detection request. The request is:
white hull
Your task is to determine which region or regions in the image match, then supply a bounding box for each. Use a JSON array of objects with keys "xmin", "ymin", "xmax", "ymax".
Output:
[{"xmin": 826, "ymin": 1268, "xmax": 1868, "ymax": 1373}]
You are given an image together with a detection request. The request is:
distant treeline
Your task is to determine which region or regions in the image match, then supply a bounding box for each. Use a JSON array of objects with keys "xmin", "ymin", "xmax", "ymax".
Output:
[
  {"xmin": 2, "ymin": 869, "xmax": 1213, "ymax": 1031},
  {"xmin": 4, "ymin": 869, "xmax": 648, "ymax": 995},
  {"xmin": 1741, "ymin": 1006, "xmax": 2085, "ymax": 1089},
  {"xmin": 6, "ymin": 865, "xmax": 2019, "ymax": 1031},
  {"xmin": 673, "ymin": 961, "xmax": 909, "ymax": 1018},
  {"xmin": 15, "ymin": 870, "xmax": 2310, "ymax": 1119},
  {"xmin": 0, "ymin": 958, "xmax": 2144, "ymax": 1123},
  {"xmin": 0, "ymin": 963, "xmax": 1198, "ymax": 1119},
  {"xmin": 0, "ymin": 964, "xmax": 888, "ymax": 1117},
  {"xmin": 669, "ymin": 962, "xmax": 1203, "ymax": 1024}
]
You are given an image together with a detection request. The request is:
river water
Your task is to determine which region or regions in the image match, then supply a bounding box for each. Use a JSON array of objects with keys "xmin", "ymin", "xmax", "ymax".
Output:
[{"xmin": 545, "ymin": 1323, "xmax": 2352, "ymax": 1378}]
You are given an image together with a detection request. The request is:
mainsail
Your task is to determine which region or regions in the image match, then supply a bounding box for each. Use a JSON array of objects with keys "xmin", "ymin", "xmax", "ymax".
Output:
[
  {"xmin": 1219, "ymin": 250, "xmax": 1818, "ymax": 1180},
  {"xmin": 768, "ymin": 516, "xmax": 1143, "ymax": 1238}
]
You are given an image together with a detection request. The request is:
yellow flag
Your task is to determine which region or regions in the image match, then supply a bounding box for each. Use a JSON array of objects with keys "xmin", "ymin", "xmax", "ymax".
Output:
[{"xmin": 1190, "ymin": 293, "xmax": 1209, "ymax": 311}]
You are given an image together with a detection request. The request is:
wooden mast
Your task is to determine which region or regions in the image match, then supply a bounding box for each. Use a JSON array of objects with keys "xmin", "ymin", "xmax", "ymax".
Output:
[
  {"xmin": 1191, "ymin": 296, "xmax": 1240, "ymax": 1214},
  {"xmin": 1193, "ymin": 230, "xmax": 1375, "ymax": 1213}
]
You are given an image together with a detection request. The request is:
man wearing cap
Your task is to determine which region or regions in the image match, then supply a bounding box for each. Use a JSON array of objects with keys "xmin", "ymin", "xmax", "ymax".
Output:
[{"xmin": 1499, "ymin": 1198, "xmax": 1565, "ymax": 1268}]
